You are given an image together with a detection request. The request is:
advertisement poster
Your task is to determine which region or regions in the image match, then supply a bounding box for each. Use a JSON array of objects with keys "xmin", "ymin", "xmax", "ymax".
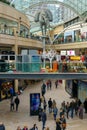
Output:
[{"xmin": 30, "ymin": 93, "xmax": 40, "ymax": 116}]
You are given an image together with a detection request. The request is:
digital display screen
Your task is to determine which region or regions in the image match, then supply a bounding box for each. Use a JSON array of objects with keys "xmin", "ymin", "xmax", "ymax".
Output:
[{"xmin": 30, "ymin": 93, "xmax": 40, "ymax": 116}]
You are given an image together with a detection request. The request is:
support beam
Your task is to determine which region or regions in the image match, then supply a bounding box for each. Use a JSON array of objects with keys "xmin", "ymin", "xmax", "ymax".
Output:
[{"xmin": 0, "ymin": 73, "xmax": 87, "ymax": 80}]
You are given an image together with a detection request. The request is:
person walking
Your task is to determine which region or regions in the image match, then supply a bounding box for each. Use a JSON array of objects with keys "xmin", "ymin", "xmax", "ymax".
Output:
[
  {"xmin": 17, "ymin": 126, "xmax": 21, "ymax": 130},
  {"xmin": 84, "ymin": 98, "xmax": 87, "ymax": 113},
  {"xmin": 22, "ymin": 126, "xmax": 28, "ymax": 130},
  {"xmin": 14, "ymin": 96, "xmax": 20, "ymax": 111},
  {"xmin": 49, "ymin": 80, "xmax": 52, "ymax": 90},
  {"xmin": 69, "ymin": 100, "xmax": 75, "ymax": 118},
  {"xmin": 55, "ymin": 80, "xmax": 58, "ymax": 89},
  {"xmin": 60, "ymin": 115, "xmax": 66, "ymax": 130},
  {"xmin": 41, "ymin": 82, "xmax": 46, "ymax": 96},
  {"xmin": 53, "ymin": 106, "xmax": 58, "ymax": 120},
  {"xmin": 52, "ymin": 100, "xmax": 56, "ymax": 109},
  {"xmin": 78, "ymin": 103, "xmax": 84, "ymax": 119},
  {"xmin": 48, "ymin": 98, "xmax": 53, "ymax": 113},
  {"xmin": 59, "ymin": 108, "xmax": 64, "ymax": 118},
  {"xmin": 30, "ymin": 124, "xmax": 38, "ymax": 130},
  {"xmin": 65, "ymin": 102, "xmax": 70, "ymax": 119},
  {"xmin": 10, "ymin": 97, "xmax": 14, "ymax": 111},
  {"xmin": 10, "ymin": 87, "xmax": 14, "ymax": 98},
  {"xmin": 38, "ymin": 105, "xmax": 42, "ymax": 121},
  {"xmin": 46, "ymin": 80, "xmax": 50, "ymax": 90},
  {"xmin": 0, "ymin": 122, "xmax": 5, "ymax": 130},
  {"xmin": 41, "ymin": 110, "xmax": 47, "ymax": 130},
  {"xmin": 56, "ymin": 118, "xmax": 61, "ymax": 130}
]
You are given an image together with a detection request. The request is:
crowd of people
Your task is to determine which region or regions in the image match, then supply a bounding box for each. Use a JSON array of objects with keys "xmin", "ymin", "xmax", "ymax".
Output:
[
  {"xmin": 38, "ymin": 80, "xmax": 87, "ymax": 130},
  {"xmin": 0, "ymin": 80, "xmax": 87, "ymax": 130}
]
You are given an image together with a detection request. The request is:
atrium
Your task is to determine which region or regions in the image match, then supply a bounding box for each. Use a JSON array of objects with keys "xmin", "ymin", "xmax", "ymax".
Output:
[{"xmin": 0, "ymin": 1, "xmax": 87, "ymax": 130}]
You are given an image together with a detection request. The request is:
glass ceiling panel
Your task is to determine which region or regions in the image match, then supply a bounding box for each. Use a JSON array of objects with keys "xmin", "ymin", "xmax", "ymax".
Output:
[{"xmin": 11, "ymin": 0, "xmax": 87, "ymax": 33}]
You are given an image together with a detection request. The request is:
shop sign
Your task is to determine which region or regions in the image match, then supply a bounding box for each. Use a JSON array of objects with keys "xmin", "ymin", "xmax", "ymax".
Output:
[
  {"xmin": 67, "ymin": 50, "xmax": 75, "ymax": 56},
  {"xmin": 60, "ymin": 50, "xmax": 66, "ymax": 55},
  {"xmin": 70, "ymin": 56, "xmax": 80, "ymax": 60}
]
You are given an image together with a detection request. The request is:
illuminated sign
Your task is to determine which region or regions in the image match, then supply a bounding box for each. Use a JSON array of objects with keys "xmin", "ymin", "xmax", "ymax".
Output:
[
  {"xmin": 30, "ymin": 93, "xmax": 40, "ymax": 116},
  {"xmin": 70, "ymin": 56, "xmax": 80, "ymax": 60},
  {"xmin": 60, "ymin": 50, "xmax": 66, "ymax": 55},
  {"xmin": 67, "ymin": 50, "xmax": 75, "ymax": 56}
]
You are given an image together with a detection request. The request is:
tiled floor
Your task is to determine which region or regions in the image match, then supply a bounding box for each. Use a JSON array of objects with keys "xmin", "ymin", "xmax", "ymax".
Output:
[{"xmin": 0, "ymin": 80, "xmax": 87, "ymax": 130}]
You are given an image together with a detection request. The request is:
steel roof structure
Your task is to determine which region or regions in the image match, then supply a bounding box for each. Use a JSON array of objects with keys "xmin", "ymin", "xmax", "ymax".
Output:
[{"xmin": 9, "ymin": 0, "xmax": 87, "ymax": 33}]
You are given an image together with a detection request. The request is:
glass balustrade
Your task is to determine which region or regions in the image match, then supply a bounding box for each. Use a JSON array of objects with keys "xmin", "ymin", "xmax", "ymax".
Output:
[{"xmin": 0, "ymin": 55, "xmax": 87, "ymax": 73}]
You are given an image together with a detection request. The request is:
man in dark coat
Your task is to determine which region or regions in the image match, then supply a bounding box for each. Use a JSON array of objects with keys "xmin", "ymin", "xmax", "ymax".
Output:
[
  {"xmin": 56, "ymin": 118, "xmax": 61, "ymax": 130},
  {"xmin": 14, "ymin": 96, "xmax": 20, "ymax": 111},
  {"xmin": 41, "ymin": 110, "xmax": 47, "ymax": 130},
  {"xmin": 84, "ymin": 98, "xmax": 87, "ymax": 113},
  {"xmin": 48, "ymin": 98, "xmax": 53, "ymax": 113},
  {"xmin": 0, "ymin": 122, "xmax": 5, "ymax": 130},
  {"xmin": 30, "ymin": 124, "xmax": 38, "ymax": 130},
  {"xmin": 41, "ymin": 83, "xmax": 46, "ymax": 96}
]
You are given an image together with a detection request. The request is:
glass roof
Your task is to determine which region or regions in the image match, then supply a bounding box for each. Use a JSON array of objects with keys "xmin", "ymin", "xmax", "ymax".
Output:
[{"xmin": 10, "ymin": 0, "xmax": 87, "ymax": 33}]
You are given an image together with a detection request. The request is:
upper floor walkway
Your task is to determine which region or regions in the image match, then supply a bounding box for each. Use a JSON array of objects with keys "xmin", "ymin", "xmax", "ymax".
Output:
[
  {"xmin": 0, "ymin": 33, "xmax": 42, "ymax": 49},
  {"xmin": 0, "ymin": 54, "xmax": 87, "ymax": 79}
]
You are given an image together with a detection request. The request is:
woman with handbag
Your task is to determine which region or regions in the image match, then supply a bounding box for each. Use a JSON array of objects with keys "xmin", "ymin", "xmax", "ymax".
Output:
[{"xmin": 60, "ymin": 115, "xmax": 66, "ymax": 130}]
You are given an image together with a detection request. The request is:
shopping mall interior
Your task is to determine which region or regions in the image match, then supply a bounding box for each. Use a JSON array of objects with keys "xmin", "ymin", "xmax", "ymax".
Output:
[{"xmin": 0, "ymin": 0, "xmax": 87, "ymax": 130}]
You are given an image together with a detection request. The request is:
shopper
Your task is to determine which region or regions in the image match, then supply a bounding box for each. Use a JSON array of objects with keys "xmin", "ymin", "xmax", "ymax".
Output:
[
  {"xmin": 78, "ymin": 103, "xmax": 84, "ymax": 119},
  {"xmin": 53, "ymin": 106, "xmax": 58, "ymax": 120},
  {"xmin": 14, "ymin": 96, "xmax": 20, "ymax": 111},
  {"xmin": 69, "ymin": 100, "xmax": 75, "ymax": 118},
  {"xmin": 56, "ymin": 118, "xmax": 61, "ymax": 130},
  {"xmin": 41, "ymin": 109, "xmax": 47, "ymax": 130},
  {"xmin": 22, "ymin": 126, "xmax": 28, "ymax": 130},
  {"xmin": 0, "ymin": 122, "xmax": 5, "ymax": 130},
  {"xmin": 38, "ymin": 105, "xmax": 42, "ymax": 121},
  {"xmin": 46, "ymin": 80, "xmax": 50, "ymax": 90},
  {"xmin": 84, "ymin": 98, "xmax": 87, "ymax": 113},
  {"xmin": 55, "ymin": 80, "xmax": 58, "ymax": 88},
  {"xmin": 10, "ymin": 87, "xmax": 14, "ymax": 97},
  {"xmin": 30, "ymin": 124, "xmax": 38, "ymax": 130},
  {"xmin": 52, "ymin": 100, "xmax": 56, "ymax": 109},
  {"xmin": 59, "ymin": 108, "xmax": 64, "ymax": 118},
  {"xmin": 10, "ymin": 97, "xmax": 14, "ymax": 111},
  {"xmin": 60, "ymin": 115, "xmax": 66, "ymax": 130},
  {"xmin": 17, "ymin": 126, "xmax": 21, "ymax": 130},
  {"xmin": 49, "ymin": 80, "xmax": 52, "ymax": 90},
  {"xmin": 65, "ymin": 102, "xmax": 70, "ymax": 119},
  {"xmin": 48, "ymin": 98, "xmax": 53, "ymax": 113},
  {"xmin": 41, "ymin": 82, "xmax": 46, "ymax": 96}
]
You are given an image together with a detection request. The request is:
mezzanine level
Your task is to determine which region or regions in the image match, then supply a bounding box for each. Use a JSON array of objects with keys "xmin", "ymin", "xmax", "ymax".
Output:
[{"xmin": 0, "ymin": 54, "xmax": 87, "ymax": 79}]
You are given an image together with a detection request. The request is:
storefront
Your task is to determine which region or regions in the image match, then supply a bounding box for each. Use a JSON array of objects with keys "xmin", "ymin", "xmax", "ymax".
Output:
[
  {"xmin": 65, "ymin": 80, "xmax": 87, "ymax": 102},
  {"xmin": 64, "ymin": 30, "xmax": 74, "ymax": 43},
  {"xmin": 78, "ymin": 80, "xmax": 87, "ymax": 102},
  {"xmin": 0, "ymin": 79, "xmax": 14, "ymax": 101},
  {"xmin": 65, "ymin": 80, "xmax": 78, "ymax": 98}
]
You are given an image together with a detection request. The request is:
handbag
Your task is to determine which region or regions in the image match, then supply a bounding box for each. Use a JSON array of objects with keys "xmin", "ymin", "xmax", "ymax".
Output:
[{"xmin": 62, "ymin": 123, "xmax": 66, "ymax": 128}]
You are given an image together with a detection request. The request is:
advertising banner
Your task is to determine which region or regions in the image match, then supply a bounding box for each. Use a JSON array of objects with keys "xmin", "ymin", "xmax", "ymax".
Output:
[{"xmin": 30, "ymin": 93, "xmax": 40, "ymax": 116}]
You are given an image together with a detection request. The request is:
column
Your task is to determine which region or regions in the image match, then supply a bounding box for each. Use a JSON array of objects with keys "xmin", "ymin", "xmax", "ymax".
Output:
[
  {"xmin": 12, "ymin": 27, "xmax": 19, "ymax": 93},
  {"xmin": 14, "ymin": 79, "xmax": 18, "ymax": 93}
]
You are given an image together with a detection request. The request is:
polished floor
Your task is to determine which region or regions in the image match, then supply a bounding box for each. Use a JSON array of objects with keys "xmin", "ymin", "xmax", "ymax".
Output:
[{"xmin": 0, "ymin": 80, "xmax": 87, "ymax": 130}]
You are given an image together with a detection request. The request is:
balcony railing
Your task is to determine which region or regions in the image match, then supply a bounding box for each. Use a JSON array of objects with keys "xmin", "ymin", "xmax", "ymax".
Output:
[{"xmin": 0, "ymin": 55, "xmax": 87, "ymax": 73}]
